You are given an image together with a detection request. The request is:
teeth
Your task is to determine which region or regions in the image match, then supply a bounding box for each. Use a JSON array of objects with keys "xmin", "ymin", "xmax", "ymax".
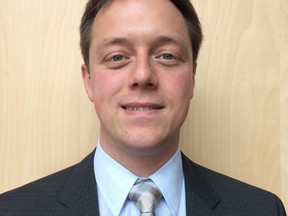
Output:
[{"xmin": 124, "ymin": 107, "xmax": 156, "ymax": 111}]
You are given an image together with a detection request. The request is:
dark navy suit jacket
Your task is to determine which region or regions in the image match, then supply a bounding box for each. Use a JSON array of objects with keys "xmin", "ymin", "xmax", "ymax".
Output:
[{"xmin": 0, "ymin": 150, "xmax": 286, "ymax": 215}]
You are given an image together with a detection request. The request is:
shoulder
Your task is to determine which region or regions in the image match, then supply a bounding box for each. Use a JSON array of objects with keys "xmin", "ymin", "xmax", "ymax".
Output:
[
  {"xmin": 0, "ymin": 165, "xmax": 74, "ymax": 215},
  {"xmin": 0, "ymin": 150, "xmax": 96, "ymax": 216},
  {"xmin": 181, "ymin": 153, "xmax": 286, "ymax": 215}
]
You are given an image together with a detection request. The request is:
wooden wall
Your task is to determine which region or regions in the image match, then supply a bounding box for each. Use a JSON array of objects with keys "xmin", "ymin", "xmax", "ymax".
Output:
[{"xmin": 0, "ymin": 0, "xmax": 287, "ymax": 209}]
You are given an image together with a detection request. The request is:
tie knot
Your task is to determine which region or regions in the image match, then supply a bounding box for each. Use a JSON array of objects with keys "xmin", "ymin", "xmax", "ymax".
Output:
[{"xmin": 129, "ymin": 179, "xmax": 162, "ymax": 215}]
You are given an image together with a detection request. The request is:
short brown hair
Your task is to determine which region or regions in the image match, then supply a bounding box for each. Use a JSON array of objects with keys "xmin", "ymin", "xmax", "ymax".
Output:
[{"xmin": 80, "ymin": 0, "xmax": 203, "ymax": 69}]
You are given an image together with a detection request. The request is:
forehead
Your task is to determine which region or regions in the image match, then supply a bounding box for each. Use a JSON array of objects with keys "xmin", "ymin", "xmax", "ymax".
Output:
[{"xmin": 91, "ymin": 0, "xmax": 192, "ymax": 50}]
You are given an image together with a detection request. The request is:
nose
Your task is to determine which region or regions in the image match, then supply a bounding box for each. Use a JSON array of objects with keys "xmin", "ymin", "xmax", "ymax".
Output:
[{"xmin": 128, "ymin": 55, "xmax": 159, "ymax": 90}]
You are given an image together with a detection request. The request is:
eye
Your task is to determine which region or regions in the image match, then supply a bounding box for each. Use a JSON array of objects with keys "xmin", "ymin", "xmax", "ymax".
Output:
[
  {"xmin": 103, "ymin": 53, "xmax": 131, "ymax": 69},
  {"xmin": 161, "ymin": 53, "xmax": 175, "ymax": 60},
  {"xmin": 155, "ymin": 51, "xmax": 182, "ymax": 67},
  {"xmin": 111, "ymin": 55, "xmax": 124, "ymax": 62}
]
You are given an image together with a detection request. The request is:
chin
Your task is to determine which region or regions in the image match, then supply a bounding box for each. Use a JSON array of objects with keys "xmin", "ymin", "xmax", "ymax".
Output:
[{"xmin": 122, "ymin": 135, "xmax": 170, "ymax": 155}]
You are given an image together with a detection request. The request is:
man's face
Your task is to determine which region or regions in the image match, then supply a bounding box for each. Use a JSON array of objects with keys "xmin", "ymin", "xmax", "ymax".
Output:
[{"xmin": 82, "ymin": 0, "xmax": 195, "ymax": 158}]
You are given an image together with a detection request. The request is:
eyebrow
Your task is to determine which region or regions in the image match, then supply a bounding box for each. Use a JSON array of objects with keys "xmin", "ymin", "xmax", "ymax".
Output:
[
  {"xmin": 155, "ymin": 35, "xmax": 190, "ymax": 54},
  {"xmin": 156, "ymin": 35, "xmax": 189, "ymax": 49},
  {"xmin": 96, "ymin": 37, "xmax": 129, "ymax": 51}
]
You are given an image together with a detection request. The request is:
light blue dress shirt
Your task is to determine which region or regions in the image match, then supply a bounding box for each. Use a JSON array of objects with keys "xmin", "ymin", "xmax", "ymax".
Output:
[{"xmin": 94, "ymin": 140, "xmax": 186, "ymax": 216}]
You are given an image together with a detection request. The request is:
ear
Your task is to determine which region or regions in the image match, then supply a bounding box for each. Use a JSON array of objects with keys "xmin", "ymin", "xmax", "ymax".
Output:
[
  {"xmin": 190, "ymin": 63, "xmax": 196, "ymax": 99},
  {"xmin": 81, "ymin": 64, "xmax": 94, "ymax": 102}
]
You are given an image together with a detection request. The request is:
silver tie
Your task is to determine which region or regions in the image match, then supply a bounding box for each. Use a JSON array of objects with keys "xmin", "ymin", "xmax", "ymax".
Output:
[{"xmin": 129, "ymin": 179, "xmax": 162, "ymax": 216}]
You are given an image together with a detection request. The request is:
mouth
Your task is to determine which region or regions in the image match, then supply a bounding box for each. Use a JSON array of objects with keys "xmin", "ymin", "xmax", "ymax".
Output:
[
  {"xmin": 122, "ymin": 106, "xmax": 162, "ymax": 111},
  {"xmin": 121, "ymin": 103, "xmax": 164, "ymax": 111}
]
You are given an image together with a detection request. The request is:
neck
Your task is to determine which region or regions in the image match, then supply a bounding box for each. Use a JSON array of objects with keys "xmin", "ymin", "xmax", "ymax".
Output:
[{"xmin": 100, "ymin": 141, "xmax": 178, "ymax": 177}]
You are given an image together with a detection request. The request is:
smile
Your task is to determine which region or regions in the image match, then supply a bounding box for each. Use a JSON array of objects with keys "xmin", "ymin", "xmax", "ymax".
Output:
[{"xmin": 122, "ymin": 106, "xmax": 162, "ymax": 111}]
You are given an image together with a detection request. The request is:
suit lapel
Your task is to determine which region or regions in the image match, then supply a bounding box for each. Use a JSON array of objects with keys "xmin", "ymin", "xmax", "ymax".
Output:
[
  {"xmin": 182, "ymin": 153, "xmax": 221, "ymax": 215},
  {"xmin": 58, "ymin": 150, "xmax": 100, "ymax": 216}
]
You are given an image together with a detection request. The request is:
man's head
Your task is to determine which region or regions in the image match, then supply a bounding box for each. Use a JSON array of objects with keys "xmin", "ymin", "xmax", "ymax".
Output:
[
  {"xmin": 80, "ymin": 0, "xmax": 203, "ymax": 71},
  {"xmin": 80, "ymin": 0, "xmax": 202, "ymax": 175}
]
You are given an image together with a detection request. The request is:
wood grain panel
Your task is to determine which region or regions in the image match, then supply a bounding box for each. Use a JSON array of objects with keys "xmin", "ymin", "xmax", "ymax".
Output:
[{"xmin": 0, "ymin": 0, "xmax": 287, "ymax": 209}]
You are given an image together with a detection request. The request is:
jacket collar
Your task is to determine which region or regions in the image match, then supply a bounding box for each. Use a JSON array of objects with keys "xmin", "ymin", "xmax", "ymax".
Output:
[
  {"xmin": 57, "ymin": 149, "xmax": 221, "ymax": 215},
  {"xmin": 182, "ymin": 153, "xmax": 221, "ymax": 214},
  {"xmin": 58, "ymin": 149, "xmax": 100, "ymax": 215}
]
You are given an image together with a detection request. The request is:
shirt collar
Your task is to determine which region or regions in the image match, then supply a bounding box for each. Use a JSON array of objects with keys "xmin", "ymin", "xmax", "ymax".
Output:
[
  {"xmin": 94, "ymin": 139, "xmax": 184, "ymax": 215},
  {"xmin": 94, "ymin": 141, "xmax": 138, "ymax": 215},
  {"xmin": 150, "ymin": 148, "xmax": 184, "ymax": 215}
]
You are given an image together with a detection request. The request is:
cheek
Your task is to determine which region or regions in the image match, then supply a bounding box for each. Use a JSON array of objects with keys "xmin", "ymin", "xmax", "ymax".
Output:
[
  {"xmin": 92, "ymin": 72, "xmax": 124, "ymax": 99},
  {"xmin": 91, "ymin": 72, "xmax": 123, "ymax": 118},
  {"xmin": 167, "ymin": 72, "xmax": 193, "ymax": 99},
  {"xmin": 91, "ymin": 71, "xmax": 128, "ymax": 122},
  {"xmin": 163, "ymin": 73, "xmax": 193, "ymax": 128}
]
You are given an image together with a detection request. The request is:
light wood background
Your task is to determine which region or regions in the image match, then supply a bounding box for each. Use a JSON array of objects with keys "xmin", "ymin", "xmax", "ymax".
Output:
[{"xmin": 0, "ymin": 0, "xmax": 287, "ymax": 210}]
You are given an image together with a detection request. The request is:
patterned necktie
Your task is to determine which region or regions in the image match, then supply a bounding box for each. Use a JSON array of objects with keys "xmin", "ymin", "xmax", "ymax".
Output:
[{"xmin": 129, "ymin": 179, "xmax": 162, "ymax": 216}]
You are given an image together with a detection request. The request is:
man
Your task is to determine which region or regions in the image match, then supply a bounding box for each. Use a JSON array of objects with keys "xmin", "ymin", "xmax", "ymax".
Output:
[{"xmin": 0, "ymin": 0, "xmax": 286, "ymax": 215}]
